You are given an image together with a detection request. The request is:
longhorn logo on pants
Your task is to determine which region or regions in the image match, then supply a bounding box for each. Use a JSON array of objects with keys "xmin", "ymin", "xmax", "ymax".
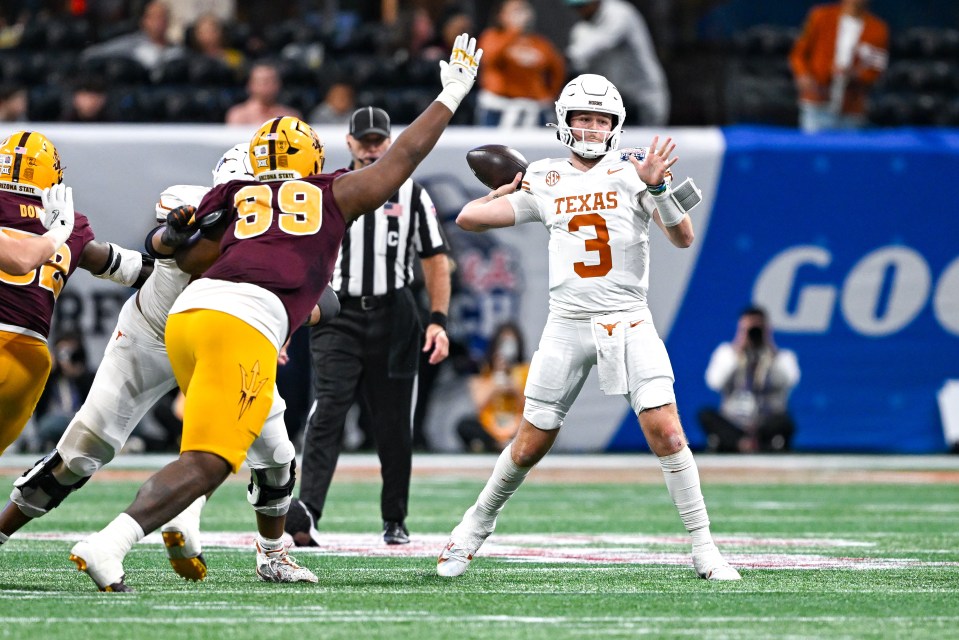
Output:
[{"xmin": 597, "ymin": 321, "xmax": 620, "ymax": 337}]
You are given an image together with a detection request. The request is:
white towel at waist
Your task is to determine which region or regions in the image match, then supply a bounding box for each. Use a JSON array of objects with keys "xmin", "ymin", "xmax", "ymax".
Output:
[{"xmin": 591, "ymin": 312, "xmax": 628, "ymax": 395}]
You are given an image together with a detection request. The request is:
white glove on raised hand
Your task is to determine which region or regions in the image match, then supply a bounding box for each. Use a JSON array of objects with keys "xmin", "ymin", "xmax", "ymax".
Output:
[
  {"xmin": 40, "ymin": 183, "xmax": 75, "ymax": 250},
  {"xmin": 436, "ymin": 32, "xmax": 483, "ymax": 113}
]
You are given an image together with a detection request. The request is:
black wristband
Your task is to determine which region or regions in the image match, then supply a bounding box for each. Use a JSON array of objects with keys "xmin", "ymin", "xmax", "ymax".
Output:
[
  {"xmin": 144, "ymin": 225, "xmax": 174, "ymax": 259},
  {"xmin": 429, "ymin": 311, "xmax": 448, "ymax": 330}
]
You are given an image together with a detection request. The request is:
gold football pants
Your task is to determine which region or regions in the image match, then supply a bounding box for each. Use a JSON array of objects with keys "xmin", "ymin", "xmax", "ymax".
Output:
[
  {"xmin": 165, "ymin": 309, "xmax": 277, "ymax": 472},
  {"xmin": 0, "ymin": 330, "xmax": 52, "ymax": 454}
]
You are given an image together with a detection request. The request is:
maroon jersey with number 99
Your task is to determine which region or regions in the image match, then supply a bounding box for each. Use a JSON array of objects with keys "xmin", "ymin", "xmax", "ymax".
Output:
[{"xmin": 193, "ymin": 171, "xmax": 348, "ymax": 338}]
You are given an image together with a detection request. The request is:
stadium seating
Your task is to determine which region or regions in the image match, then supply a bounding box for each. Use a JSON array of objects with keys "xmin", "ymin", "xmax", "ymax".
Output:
[
  {"xmin": 80, "ymin": 55, "xmax": 151, "ymax": 86},
  {"xmin": 27, "ymin": 85, "xmax": 64, "ymax": 121},
  {"xmin": 724, "ymin": 25, "xmax": 800, "ymax": 126},
  {"xmin": 724, "ymin": 24, "xmax": 959, "ymax": 128},
  {"xmin": 4, "ymin": 12, "xmax": 957, "ymax": 127},
  {"xmin": 869, "ymin": 27, "xmax": 959, "ymax": 127},
  {"xmin": 188, "ymin": 56, "xmax": 240, "ymax": 86}
]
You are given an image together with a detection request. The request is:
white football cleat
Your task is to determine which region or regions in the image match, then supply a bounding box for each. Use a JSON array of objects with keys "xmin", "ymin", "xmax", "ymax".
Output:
[
  {"xmin": 161, "ymin": 496, "xmax": 207, "ymax": 581},
  {"xmin": 692, "ymin": 543, "xmax": 742, "ymax": 581},
  {"xmin": 436, "ymin": 506, "xmax": 495, "ymax": 577},
  {"xmin": 69, "ymin": 537, "xmax": 132, "ymax": 592},
  {"xmin": 255, "ymin": 541, "xmax": 318, "ymax": 583},
  {"xmin": 437, "ymin": 539, "xmax": 474, "ymax": 577}
]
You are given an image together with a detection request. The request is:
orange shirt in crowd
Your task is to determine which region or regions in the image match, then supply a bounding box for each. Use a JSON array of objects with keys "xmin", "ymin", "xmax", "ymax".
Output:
[
  {"xmin": 789, "ymin": 3, "xmax": 889, "ymax": 116},
  {"xmin": 477, "ymin": 27, "xmax": 565, "ymax": 101}
]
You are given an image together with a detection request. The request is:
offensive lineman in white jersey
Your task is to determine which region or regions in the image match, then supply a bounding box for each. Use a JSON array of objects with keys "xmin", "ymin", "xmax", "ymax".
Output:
[
  {"xmin": 0, "ymin": 145, "xmax": 333, "ymax": 587},
  {"xmin": 438, "ymin": 73, "xmax": 740, "ymax": 580}
]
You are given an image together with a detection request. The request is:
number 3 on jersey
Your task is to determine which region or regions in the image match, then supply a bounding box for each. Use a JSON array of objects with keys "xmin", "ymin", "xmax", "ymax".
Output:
[
  {"xmin": 233, "ymin": 180, "xmax": 323, "ymax": 240},
  {"xmin": 569, "ymin": 213, "xmax": 612, "ymax": 278}
]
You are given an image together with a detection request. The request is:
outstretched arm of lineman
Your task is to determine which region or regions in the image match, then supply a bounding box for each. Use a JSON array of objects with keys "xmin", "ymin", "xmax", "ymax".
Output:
[{"xmin": 332, "ymin": 33, "xmax": 483, "ymax": 223}]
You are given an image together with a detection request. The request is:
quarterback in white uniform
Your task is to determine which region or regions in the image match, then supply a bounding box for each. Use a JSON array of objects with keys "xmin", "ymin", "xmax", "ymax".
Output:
[
  {"xmin": 0, "ymin": 145, "xmax": 319, "ymax": 585},
  {"xmin": 438, "ymin": 74, "xmax": 741, "ymax": 581}
]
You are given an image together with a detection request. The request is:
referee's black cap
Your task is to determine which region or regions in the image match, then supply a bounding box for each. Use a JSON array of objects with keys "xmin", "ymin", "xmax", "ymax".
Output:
[{"xmin": 349, "ymin": 107, "xmax": 391, "ymax": 138}]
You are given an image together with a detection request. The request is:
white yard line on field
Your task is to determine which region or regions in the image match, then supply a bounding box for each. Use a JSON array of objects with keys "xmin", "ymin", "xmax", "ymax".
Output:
[{"xmin": 16, "ymin": 531, "xmax": 959, "ymax": 571}]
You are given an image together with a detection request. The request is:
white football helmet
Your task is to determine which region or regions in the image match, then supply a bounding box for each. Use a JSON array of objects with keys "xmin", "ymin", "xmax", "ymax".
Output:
[
  {"xmin": 212, "ymin": 142, "xmax": 254, "ymax": 186},
  {"xmin": 553, "ymin": 74, "xmax": 626, "ymax": 159}
]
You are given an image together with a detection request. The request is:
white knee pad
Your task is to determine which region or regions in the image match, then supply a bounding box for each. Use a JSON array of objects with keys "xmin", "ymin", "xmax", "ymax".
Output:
[
  {"xmin": 630, "ymin": 376, "xmax": 676, "ymax": 414},
  {"xmin": 56, "ymin": 419, "xmax": 119, "ymax": 477},
  {"xmin": 247, "ymin": 440, "xmax": 296, "ymax": 518},
  {"xmin": 522, "ymin": 398, "xmax": 566, "ymax": 431}
]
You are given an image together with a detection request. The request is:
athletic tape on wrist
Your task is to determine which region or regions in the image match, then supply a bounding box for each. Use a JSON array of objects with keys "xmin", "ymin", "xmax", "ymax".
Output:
[
  {"xmin": 651, "ymin": 188, "xmax": 685, "ymax": 227},
  {"xmin": 435, "ymin": 91, "xmax": 462, "ymax": 113},
  {"xmin": 652, "ymin": 178, "xmax": 703, "ymax": 227},
  {"xmin": 42, "ymin": 225, "xmax": 71, "ymax": 250}
]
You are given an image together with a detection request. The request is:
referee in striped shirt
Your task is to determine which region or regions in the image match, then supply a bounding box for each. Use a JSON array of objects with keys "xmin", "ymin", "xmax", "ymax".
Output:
[{"xmin": 288, "ymin": 107, "xmax": 451, "ymax": 546}]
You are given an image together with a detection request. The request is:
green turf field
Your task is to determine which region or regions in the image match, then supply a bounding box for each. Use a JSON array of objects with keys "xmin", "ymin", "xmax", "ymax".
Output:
[{"xmin": 1, "ymin": 457, "xmax": 958, "ymax": 640}]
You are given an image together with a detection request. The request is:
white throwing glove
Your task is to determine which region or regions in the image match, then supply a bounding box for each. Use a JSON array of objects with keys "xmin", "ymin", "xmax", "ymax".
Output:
[
  {"xmin": 39, "ymin": 183, "xmax": 75, "ymax": 250},
  {"xmin": 436, "ymin": 32, "xmax": 482, "ymax": 113}
]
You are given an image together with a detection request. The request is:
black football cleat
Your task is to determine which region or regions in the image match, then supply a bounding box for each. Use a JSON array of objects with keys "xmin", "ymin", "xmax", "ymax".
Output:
[
  {"xmin": 284, "ymin": 497, "xmax": 320, "ymax": 547},
  {"xmin": 383, "ymin": 521, "xmax": 410, "ymax": 545}
]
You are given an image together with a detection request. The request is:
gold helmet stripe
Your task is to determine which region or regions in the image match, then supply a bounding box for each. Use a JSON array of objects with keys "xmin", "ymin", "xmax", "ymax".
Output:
[{"xmin": 10, "ymin": 131, "xmax": 32, "ymax": 184}]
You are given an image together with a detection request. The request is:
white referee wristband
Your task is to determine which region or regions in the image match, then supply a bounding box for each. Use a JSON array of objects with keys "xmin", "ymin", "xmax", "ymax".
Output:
[{"xmin": 42, "ymin": 225, "xmax": 71, "ymax": 251}]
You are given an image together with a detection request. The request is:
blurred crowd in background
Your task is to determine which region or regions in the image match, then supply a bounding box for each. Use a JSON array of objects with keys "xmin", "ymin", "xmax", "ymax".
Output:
[{"xmin": 0, "ymin": 0, "xmax": 957, "ymax": 128}]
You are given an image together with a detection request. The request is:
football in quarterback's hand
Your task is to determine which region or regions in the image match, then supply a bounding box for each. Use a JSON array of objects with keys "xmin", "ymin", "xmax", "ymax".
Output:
[{"xmin": 466, "ymin": 144, "xmax": 529, "ymax": 190}]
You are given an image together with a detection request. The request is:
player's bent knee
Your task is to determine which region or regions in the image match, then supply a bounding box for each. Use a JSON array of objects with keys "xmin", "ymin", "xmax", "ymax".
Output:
[
  {"xmin": 57, "ymin": 422, "xmax": 118, "ymax": 477},
  {"xmin": 247, "ymin": 455, "xmax": 296, "ymax": 518},
  {"xmin": 10, "ymin": 450, "xmax": 91, "ymax": 518},
  {"xmin": 522, "ymin": 398, "xmax": 566, "ymax": 431},
  {"xmin": 631, "ymin": 376, "xmax": 677, "ymax": 417}
]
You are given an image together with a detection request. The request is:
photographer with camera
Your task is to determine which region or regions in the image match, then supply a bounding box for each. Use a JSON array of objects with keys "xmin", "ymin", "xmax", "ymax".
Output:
[
  {"xmin": 32, "ymin": 331, "xmax": 96, "ymax": 452},
  {"xmin": 698, "ymin": 306, "xmax": 800, "ymax": 453}
]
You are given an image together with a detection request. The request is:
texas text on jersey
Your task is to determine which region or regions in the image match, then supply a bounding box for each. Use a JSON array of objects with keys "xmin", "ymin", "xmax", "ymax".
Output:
[{"xmin": 507, "ymin": 147, "xmax": 660, "ymax": 319}]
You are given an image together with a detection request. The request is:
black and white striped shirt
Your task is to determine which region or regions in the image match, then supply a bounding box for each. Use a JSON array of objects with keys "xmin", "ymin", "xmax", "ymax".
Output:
[{"xmin": 332, "ymin": 177, "xmax": 448, "ymax": 297}]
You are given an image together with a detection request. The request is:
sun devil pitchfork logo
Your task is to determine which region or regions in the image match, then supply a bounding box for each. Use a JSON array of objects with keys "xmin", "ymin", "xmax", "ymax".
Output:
[{"xmin": 238, "ymin": 360, "xmax": 270, "ymax": 419}]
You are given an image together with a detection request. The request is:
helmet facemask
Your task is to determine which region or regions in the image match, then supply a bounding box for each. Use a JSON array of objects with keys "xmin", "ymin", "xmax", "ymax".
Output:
[{"xmin": 553, "ymin": 74, "xmax": 626, "ymax": 160}]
